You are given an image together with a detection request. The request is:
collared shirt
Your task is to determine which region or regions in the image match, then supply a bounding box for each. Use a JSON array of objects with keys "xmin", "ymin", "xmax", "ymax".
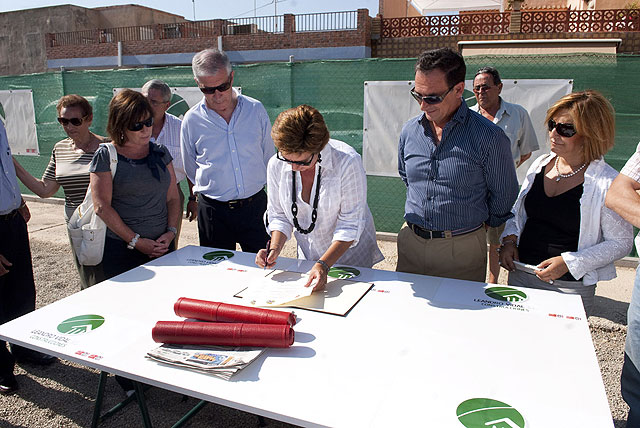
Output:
[
  {"xmin": 621, "ymin": 142, "xmax": 640, "ymax": 252},
  {"xmin": 502, "ymin": 153, "xmax": 633, "ymax": 285},
  {"xmin": 267, "ymin": 139, "xmax": 383, "ymax": 267},
  {"xmin": 150, "ymin": 112, "xmax": 185, "ymax": 183},
  {"xmin": 181, "ymin": 93, "xmax": 274, "ymax": 201},
  {"xmin": 471, "ymin": 98, "xmax": 539, "ymax": 166},
  {"xmin": 621, "ymin": 141, "xmax": 640, "ymax": 374},
  {"xmin": 0, "ymin": 121, "xmax": 21, "ymax": 215},
  {"xmin": 398, "ymin": 100, "xmax": 518, "ymax": 230}
]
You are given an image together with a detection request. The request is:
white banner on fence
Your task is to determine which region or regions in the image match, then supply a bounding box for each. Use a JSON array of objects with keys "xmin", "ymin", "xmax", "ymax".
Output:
[
  {"xmin": 0, "ymin": 90, "xmax": 39, "ymax": 155},
  {"xmin": 363, "ymin": 79, "xmax": 573, "ymax": 182},
  {"xmin": 113, "ymin": 87, "xmax": 242, "ymax": 119}
]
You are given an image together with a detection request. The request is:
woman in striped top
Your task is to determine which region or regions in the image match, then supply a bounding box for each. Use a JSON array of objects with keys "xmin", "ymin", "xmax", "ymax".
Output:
[{"xmin": 12, "ymin": 94, "xmax": 109, "ymax": 289}]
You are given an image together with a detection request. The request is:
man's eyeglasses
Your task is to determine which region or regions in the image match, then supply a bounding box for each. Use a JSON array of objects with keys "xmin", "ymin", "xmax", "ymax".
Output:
[
  {"xmin": 57, "ymin": 116, "xmax": 86, "ymax": 127},
  {"xmin": 473, "ymin": 84, "xmax": 495, "ymax": 93},
  {"xmin": 128, "ymin": 117, "xmax": 153, "ymax": 132},
  {"xmin": 276, "ymin": 152, "xmax": 316, "ymax": 166},
  {"xmin": 410, "ymin": 85, "xmax": 455, "ymax": 105},
  {"xmin": 547, "ymin": 119, "xmax": 577, "ymax": 138},
  {"xmin": 198, "ymin": 75, "xmax": 232, "ymax": 95}
]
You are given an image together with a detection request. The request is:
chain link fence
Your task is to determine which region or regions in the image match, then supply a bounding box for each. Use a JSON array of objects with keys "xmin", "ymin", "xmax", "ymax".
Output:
[{"xmin": 3, "ymin": 53, "xmax": 640, "ymax": 234}]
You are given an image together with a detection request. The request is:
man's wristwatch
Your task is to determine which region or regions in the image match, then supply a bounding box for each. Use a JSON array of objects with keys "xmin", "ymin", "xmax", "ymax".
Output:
[
  {"xmin": 316, "ymin": 259, "xmax": 330, "ymax": 274},
  {"xmin": 127, "ymin": 233, "xmax": 140, "ymax": 250},
  {"xmin": 167, "ymin": 226, "xmax": 177, "ymax": 236}
]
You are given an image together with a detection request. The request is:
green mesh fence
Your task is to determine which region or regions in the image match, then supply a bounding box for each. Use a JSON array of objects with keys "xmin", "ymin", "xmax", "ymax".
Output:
[{"xmin": 4, "ymin": 53, "xmax": 640, "ymax": 235}]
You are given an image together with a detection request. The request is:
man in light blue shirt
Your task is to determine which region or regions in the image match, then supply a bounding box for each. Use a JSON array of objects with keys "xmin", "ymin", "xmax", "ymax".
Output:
[
  {"xmin": 0, "ymin": 120, "xmax": 55, "ymax": 394},
  {"xmin": 471, "ymin": 66, "xmax": 539, "ymax": 284},
  {"xmin": 181, "ymin": 49, "xmax": 274, "ymax": 252}
]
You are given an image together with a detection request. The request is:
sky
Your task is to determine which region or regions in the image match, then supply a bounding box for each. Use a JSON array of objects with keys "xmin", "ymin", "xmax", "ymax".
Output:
[{"xmin": 0, "ymin": 0, "xmax": 380, "ymax": 20}]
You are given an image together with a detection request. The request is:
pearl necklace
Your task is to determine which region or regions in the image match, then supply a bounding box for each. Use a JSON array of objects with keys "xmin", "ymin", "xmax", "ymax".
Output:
[{"xmin": 554, "ymin": 156, "xmax": 586, "ymax": 182}]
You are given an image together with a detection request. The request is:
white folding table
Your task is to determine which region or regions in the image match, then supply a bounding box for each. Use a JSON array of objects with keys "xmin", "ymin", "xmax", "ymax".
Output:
[{"xmin": 0, "ymin": 245, "xmax": 613, "ymax": 427}]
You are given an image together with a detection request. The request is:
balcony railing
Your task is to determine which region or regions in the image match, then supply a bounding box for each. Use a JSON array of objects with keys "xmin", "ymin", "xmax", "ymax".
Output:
[
  {"xmin": 521, "ymin": 9, "xmax": 639, "ymax": 33},
  {"xmin": 381, "ymin": 8, "xmax": 640, "ymax": 38},
  {"xmin": 382, "ymin": 12, "xmax": 511, "ymax": 37},
  {"xmin": 47, "ymin": 11, "xmax": 361, "ymax": 47},
  {"xmin": 295, "ymin": 10, "xmax": 358, "ymax": 32}
]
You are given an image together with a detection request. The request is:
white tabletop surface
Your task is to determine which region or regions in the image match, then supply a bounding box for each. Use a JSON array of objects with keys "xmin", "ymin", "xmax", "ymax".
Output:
[{"xmin": 0, "ymin": 245, "xmax": 613, "ymax": 427}]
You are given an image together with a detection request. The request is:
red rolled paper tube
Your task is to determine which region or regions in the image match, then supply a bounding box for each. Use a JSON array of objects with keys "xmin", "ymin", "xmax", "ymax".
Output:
[
  {"xmin": 174, "ymin": 297, "xmax": 296, "ymax": 326},
  {"xmin": 152, "ymin": 321, "xmax": 294, "ymax": 348}
]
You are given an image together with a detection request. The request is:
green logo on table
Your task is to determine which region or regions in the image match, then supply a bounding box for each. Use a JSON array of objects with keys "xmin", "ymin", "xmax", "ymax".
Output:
[
  {"xmin": 457, "ymin": 398, "xmax": 525, "ymax": 428},
  {"xmin": 485, "ymin": 286, "xmax": 528, "ymax": 303},
  {"xmin": 328, "ymin": 266, "xmax": 360, "ymax": 279},
  {"xmin": 57, "ymin": 315, "xmax": 105, "ymax": 335},
  {"xmin": 202, "ymin": 251, "xmax": 234, "ymax": 262}
]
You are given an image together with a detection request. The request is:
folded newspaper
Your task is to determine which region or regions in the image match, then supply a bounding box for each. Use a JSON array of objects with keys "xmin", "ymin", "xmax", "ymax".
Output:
[{"xmin": 146, "ymin": 344, "xmax": 265, "ymax": 380}]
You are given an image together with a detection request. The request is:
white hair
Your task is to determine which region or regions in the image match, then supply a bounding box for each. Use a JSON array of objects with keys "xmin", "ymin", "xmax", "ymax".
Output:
[{"xmin": 192, "ymin": 49, "xmax": 232, "ymax": 79}]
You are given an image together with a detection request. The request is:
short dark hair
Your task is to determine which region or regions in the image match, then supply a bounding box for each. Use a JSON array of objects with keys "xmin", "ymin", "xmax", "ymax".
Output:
[
  {"xmin": 56, "ymin": 94, "xmax": 93, "ymax": 118},
  {"xmin": 107, "ymin": 89, "xmax": 153, "ymax": 146},
  {"xmin": 475, "ymin": 66, "xmax": 502, "ymax": 85},
  {"xmin": 415, "ymin": 48, "xmax": 466, "ymax": 87}
]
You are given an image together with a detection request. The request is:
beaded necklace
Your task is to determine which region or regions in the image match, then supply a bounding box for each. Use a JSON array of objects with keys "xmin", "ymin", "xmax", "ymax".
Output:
[
  {"xmin": 554, "ymin": 156, "xmax": 586, "ymax": 182},
  {"xmin": 291, "ymin": 154, "xmax": 322, "ymax": 234}
]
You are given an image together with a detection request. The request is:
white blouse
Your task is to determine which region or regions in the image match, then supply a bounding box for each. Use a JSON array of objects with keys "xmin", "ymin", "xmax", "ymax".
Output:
[
  {"xmin": 502, "ymin": 153, "xmax": 633, "ymax": 285},
  {"xmin": 267, "ymin": 139, "xmax": 383, "ymax": 268}
]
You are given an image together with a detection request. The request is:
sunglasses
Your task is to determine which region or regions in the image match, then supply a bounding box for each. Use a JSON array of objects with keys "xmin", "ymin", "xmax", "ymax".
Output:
[
  {"xmin": 57, "ymin": 116, "xmax": 86, "ymax": 126},
  {"xmin": 198, "ymin": 75, "xmax": 232, "ymax": 95},
  {"xmin": 473, "ymin": 84, "xmax": 495, "ymax": 93},
  {"xmin": 276, "ymin": 151, "xmax": 316, "ymax": 166},
  {"xmin": 128, "ymin": 117, "xmax": 153, "ymax": 132},
  {"xmin": 410, "ymin": 85, "xmax": 455, "ymax": 105},
  {"xmin": 547, "ymin": 119, "xmax": 577, "ymax": 138}
]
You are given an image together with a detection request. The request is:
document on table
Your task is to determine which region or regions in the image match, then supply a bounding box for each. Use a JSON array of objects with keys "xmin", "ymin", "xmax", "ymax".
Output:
[
  {"xmin": 236, "ymin": 270, "xmax": 374, "ymax": 316},
  {"xmin": 241, "ymin": 271, "xmax": 315, "ymax": 306}
]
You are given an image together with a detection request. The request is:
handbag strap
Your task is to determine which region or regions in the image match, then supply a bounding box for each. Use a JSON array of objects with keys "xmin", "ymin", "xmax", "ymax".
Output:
[{"xmin": 104, "ymin": 142, "xmax": 118, "ymax": 179}]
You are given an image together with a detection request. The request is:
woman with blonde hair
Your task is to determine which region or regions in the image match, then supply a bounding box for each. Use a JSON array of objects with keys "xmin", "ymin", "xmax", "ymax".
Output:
[
  {"xmin": 255, "ymin": 105, "xmax": 383, "ymax": 290},
  {"xmin": 499, "ymin": 90, "xmax": 633, "ymax": 315},
  {"xmin": 13, "ymin": 94, "xmax": 109, "ymax": 288}
]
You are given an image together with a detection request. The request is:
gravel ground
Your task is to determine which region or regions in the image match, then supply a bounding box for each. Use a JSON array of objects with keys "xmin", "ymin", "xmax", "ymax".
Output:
[{"xmin": 0, "ymin": 200, "xmax": 632, "ymax": 427}]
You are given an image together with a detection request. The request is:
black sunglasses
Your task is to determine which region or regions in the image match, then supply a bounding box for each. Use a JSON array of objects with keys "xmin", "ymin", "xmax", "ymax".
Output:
[
  {"xmin": 128, "ymin": 117, "xmax": 153, "ymax": 132},
  {"xmin": 410, "ymin": 85, "xmax": 455, "ymax": 105},
  {"xmin": 57, "ymin": 116, "xmax": 86, "ymax": 126},
  {"xmin": 473, "ymin": 84, "xmax": 495, "ymax": 93},
  {"xmin": 276, "ymin": 152, "xmax": 316, "ymax": 166},
  {"xmin": 199, "ymin": 75, "xmax": 232, "ymax": 95},
  {"xmin": 548, "ymin": 119, "xmax": 577, "ymax": 138}
]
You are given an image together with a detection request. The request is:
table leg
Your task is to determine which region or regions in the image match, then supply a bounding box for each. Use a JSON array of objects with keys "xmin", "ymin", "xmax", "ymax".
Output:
[
  {"xmin": 170, "ymin": 400, "xmax": 207, "ymax": 428},
  {"xmin": 133, "ymin": 380, "xmax": 153, "ymax": 428},
  {"xmin": 91, "ymin": 371, "xmax": 108, "ymax": 428}
]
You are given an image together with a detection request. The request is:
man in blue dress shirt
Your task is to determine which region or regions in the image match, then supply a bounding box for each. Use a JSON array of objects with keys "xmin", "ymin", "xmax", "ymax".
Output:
[
  {"xmin": 0, "ymin": 121, "xmax": 55, "ymax": 394},
  {"xmin": 181, "ymin": 49, "xmax": 274, "ymax": 252},
  {"xmin": 397, "ymin": 48, "xmax": 518, "ymax": 282}
]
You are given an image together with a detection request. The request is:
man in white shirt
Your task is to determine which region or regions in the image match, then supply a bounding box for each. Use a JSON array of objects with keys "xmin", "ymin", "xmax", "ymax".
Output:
[
  {"xmin": 471, "ymin": 66, "xmax": 539, "ymax": 284},
  {"xmin": 181, "ymin": 49, "xmax": 274, "ymax": 252},
  {"xmin": 142, "ymin": 79, "xmax": 196, "ymax": 248},
  {"xmin": 605, "ymin": 144, "xmax": 640, "ymax": 427}
]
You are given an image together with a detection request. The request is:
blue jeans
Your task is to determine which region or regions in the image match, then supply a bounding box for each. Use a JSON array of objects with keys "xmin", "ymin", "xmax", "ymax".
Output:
[{"xmin": 622, "ymin": 265, "xmax": 640, "ymax": 426}]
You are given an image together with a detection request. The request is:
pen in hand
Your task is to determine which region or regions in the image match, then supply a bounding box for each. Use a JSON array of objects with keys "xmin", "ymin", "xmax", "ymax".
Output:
[{"xmin": 263, "ymin": 239, "xmax": 271, "ymax": 270}]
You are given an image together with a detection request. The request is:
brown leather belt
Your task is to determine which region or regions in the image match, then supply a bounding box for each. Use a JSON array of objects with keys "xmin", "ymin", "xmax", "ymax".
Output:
[{"xmin": 407, "ymin": 222, "xmax": 482, "ymax": 239}]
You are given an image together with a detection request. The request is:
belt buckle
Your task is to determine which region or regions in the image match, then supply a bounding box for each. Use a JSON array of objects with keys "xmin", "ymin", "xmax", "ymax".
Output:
[
  {"xmin": 444, "ymin": 230, "xmax": 453, "ymax": 239},
  {"xmin": 228, "ymin": 200, "xmax": 238, "ymax": 209}
]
